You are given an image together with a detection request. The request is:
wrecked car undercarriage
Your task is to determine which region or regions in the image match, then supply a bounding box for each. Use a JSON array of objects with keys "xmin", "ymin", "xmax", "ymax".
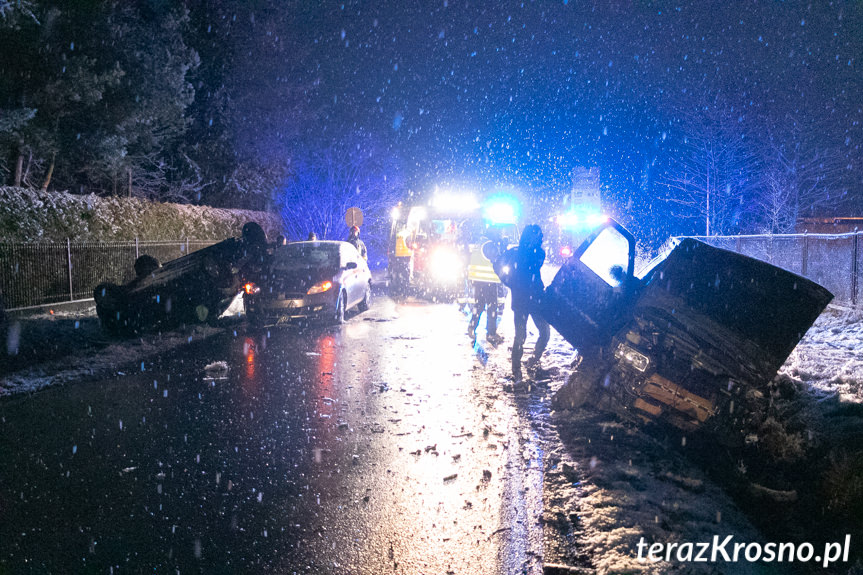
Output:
[
  {"xmin": 542, "ymin": 220, "xmax": 834, "ymax": 433},
  {"xmin": 94, "ymin": 223, "xmax": 268, "ymax": 335}
]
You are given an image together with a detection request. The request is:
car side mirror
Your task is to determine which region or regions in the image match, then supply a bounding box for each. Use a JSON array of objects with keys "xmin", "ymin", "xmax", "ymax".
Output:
[{"xmin": 345, "ymin": 261, "xmax": 358, "ymax": 270}]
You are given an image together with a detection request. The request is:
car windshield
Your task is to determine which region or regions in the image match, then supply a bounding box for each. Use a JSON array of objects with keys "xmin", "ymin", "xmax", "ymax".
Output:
[{"xmin": 272, "ymin": 243, "xmax": 339, "ymax": 271}]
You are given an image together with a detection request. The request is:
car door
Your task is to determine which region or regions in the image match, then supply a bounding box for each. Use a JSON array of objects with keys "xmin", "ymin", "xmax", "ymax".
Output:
[
  {"xmin": 340, "ymin": 243, "xmax": 361, "ymax": 307},
  {"xmin": 541, "ymin": 220, "xmax": 638, "ymax": 352}
]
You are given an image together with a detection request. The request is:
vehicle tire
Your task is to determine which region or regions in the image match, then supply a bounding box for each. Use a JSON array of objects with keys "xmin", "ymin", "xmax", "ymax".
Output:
[
  {"xmin": 242, "ymin": 222, "xmax": 268, "ymax": 247},
  {"xmin": 134, "ymin": 255, "xmax": 160, "ymax": 279},
  {"xmin": 358, "ymin": 282, "xmax": 371, "ymax": 312},
  {"xmin": 333, "ymin": 291, "xmax": 346, "ymax": 324}
]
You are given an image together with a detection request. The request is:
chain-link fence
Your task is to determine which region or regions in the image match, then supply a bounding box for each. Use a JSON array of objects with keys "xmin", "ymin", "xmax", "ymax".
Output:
[
  {"xmin": 672, "ymin": 233, "xmax": 861, "ymax": 306},
  {"xmin": 0, "ymin": 239, "xmax": 218, "ymax": 310}
]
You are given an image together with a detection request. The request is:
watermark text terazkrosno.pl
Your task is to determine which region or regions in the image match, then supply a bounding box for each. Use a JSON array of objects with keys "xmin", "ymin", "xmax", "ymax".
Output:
[{"xmin": 636, "ymin": 535, "xmax": 851, "ymax": 568}]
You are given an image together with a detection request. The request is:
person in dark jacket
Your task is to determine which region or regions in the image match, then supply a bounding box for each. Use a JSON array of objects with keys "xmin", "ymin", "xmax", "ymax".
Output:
[
  {"xmin": 347, "ymin": 226, "xmax": 368, "ymax": 260},
  {"xmin": 503, "ymin": 224, "xmax": 550, "ymax": 383}
]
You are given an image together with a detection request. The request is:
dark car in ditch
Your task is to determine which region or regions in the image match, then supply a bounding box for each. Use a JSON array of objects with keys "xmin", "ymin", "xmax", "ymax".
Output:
[
  {"xmin": 94, "ymin": 223, "xmax": 269, "ymax": 335},
  {"xmin": 539, "ymin": 219, "xmax": 834, "ymax": 432},
  {"xmin": 242, "ymin": 240, "xmax": 372, "ymax": 326}
]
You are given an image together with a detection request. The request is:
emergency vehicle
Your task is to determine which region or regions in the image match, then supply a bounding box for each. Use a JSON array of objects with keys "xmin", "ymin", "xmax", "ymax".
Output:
[
  {"xmin": 548, "ymin": 168, "xmax": 607, "ymax": 262},
  {"xmin": 387, "ymin": 192, "xmax": 520, "ymax": 300}
]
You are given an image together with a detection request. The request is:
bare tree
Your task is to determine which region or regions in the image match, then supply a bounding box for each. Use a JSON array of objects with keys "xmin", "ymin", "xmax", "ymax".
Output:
[
  {"xmin": 278, "ymin": 136, "xmax": 403, "ymax": 250},
  {"xmin": 658, "ymin": 100, "xmax": 758, "ymax": 236},
  {"xmin": 754, "ymin": 118, "xmax": 843, "ymax": 233}
]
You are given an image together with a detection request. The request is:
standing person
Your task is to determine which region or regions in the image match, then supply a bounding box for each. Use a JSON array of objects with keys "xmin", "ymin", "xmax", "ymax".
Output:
[
  {"xmin": 467, "ymin": 281, "xmax": 501, "ymax": 344},
  {"xmin": 347, "ymin": 226, "xmax": 368, "ymax": 260},
  {"xmin": 498, "ymin": 224, "xmax": 550, "ymax": 383},
  {"xmin": 466, "ymin": 228, "xmax": 506, "ymax": 344}
]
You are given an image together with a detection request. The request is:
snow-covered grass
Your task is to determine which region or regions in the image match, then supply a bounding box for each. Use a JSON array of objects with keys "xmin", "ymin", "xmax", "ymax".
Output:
[{"xmin": 781, "ymin": 304, "xmax": 863, "ymax": 403}]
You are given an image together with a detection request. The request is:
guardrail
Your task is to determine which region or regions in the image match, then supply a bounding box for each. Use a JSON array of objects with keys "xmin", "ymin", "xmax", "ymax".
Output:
[
  {"xmin": 669, "ymin": 232, "xmax": 861, "ymax": 306},
  {"xmin": 0, "ymin": 239, "xmax": 218, "ymax": 310}
]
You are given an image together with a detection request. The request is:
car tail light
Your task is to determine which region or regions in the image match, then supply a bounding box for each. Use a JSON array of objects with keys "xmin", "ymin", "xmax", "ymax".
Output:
[
  {"xmin": 243, "ymin": 282, "xmax": 260, "ymax": 295},
  {"xmin": 307, "ymin": 280, "xmax": 333, "ymax": 295},
  {"xmin": 560, "ymin": 246, "xmax": 573, "ymax": 258}
]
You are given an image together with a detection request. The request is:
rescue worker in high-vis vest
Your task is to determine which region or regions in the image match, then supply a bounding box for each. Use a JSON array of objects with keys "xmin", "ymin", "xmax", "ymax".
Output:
[
  {"xmin": 467, "ymin": 227, "xmax": 508, "ymax": 344},
  {"xmin": 389, "ymin": 231, "xmax": 413, "ymax": 295}
]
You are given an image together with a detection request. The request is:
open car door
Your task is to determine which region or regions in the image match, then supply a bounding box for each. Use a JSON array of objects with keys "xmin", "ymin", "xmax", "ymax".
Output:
[{"xmin": 540, "ymin": 219, "xmax": 638, "ymax": 354}]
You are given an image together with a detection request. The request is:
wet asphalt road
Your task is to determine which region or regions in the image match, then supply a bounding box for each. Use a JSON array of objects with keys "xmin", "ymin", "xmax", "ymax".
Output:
[{"xmin": 0, "ymin": 293, "xmax": 544, "ymax": 574}]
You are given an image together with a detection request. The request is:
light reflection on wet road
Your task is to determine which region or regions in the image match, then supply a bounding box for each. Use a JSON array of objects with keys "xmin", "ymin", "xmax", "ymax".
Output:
[{"xmin": 0, "ymin": 294, "xmax": 542, "ymax": 573}]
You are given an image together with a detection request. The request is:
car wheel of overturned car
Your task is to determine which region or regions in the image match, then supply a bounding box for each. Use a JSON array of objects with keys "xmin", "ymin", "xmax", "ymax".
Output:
[
  {"xmin": 358, "ymin": 282, "xmax": 371, "ymax": 312},
  {"xmin": 134, "ymin": 255, "xmax": 160, "ymax": 279}
]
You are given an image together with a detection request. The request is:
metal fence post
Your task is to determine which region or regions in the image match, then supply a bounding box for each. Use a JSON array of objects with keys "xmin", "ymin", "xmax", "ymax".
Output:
[
  {"xmin": 67, "ymin": 238, "xmax": 74, "ymax": 301},
  {"xmin": 853, "ymin": 233, "xmax": 859, "ymax": 307},
  {"xmin": 135, "ymin": 237, "xmax": 139, "ymax": 260},
  {"xmin": 801, "ymin": 234, "xmax": 809, "ymax": 277},
  {"xmin": 769, "ymin": 234, "xmax": 774, "ymax": 264}
]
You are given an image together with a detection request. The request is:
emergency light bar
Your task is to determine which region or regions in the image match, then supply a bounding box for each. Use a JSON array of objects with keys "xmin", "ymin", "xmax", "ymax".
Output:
[
  {"xmin": 482, "ymin": 195, "xmax": 520, "ymax": 225},
  {"xmin": 429, "ymin": 192, "xmax": 480, "ymax": 213},
  {"xmin": 556, "ymin": 210, "xmax": 608, "ymax": 229}
]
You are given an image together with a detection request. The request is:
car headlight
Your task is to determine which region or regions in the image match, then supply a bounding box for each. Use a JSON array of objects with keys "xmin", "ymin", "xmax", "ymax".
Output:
[
  {"xmin": 429, "ymin": 248, "xmax": 462, "ymax": 283},
  {"xmin": 307, "ymin": 280, "xmax": 333, "ymax": 295},
  {"xmin": 615, "ymin": 342, "xmax": 650, "ymax": 372}
]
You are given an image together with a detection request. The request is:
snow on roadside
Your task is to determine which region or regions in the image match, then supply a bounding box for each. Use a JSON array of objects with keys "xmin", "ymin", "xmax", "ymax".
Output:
[
  {"xmin": 0, "ymin": 306, "xmax": 224, "ymax": 397},
  {"xmin": 780, "ymin": 304, "xmax": 863, "ymax": 403}
]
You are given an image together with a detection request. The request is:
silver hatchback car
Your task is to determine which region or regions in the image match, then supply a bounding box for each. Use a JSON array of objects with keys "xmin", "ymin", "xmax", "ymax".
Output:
[{"xmin": 243, "ymin": 240, "xmax": 372, "ymax": 325}]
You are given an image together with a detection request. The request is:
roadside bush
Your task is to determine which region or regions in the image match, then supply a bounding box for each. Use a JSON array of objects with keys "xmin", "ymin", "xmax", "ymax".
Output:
[{"xmin": 0, "ymin": 187, "xmax": 281, "ymax": 242}]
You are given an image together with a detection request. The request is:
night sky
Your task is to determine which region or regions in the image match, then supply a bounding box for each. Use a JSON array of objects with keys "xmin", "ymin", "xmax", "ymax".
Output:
[{"xmin": 218, "ymin": 1, "xmax": 861, "ymax": 232}]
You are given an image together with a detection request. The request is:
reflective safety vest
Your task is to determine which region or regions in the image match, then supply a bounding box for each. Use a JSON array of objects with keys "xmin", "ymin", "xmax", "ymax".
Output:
[
  {"xmin": 468, "ymin": 241, "xmax": 501, "ymax": 283},
  {"xmin": 394, "ymin": 234, "xmax": 412, "ymax": 257}
]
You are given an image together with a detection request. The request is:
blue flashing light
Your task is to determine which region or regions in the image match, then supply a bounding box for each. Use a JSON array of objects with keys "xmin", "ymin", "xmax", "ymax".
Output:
[
  {"xmin": 483, "ymin": 195, "xmax": 520, "ymax": 225},
  {"xmin": 556, "ymin": 209, "xmax": 608, "ymax": 230}
]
